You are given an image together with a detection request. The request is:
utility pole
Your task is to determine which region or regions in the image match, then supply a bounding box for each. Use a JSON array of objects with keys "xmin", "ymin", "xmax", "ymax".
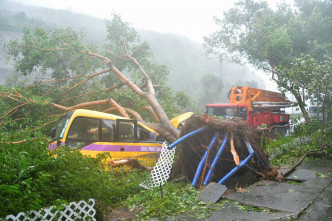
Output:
[{"xmin": 218, "ymin": 55, "xmax": 224, "ymax": 103}]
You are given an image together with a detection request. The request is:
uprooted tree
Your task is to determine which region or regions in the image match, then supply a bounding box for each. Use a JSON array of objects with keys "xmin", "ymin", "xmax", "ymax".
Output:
[
  {"xmin": 1, "ymin": 13, "xmax": 286, "ymax": 187},
  {"xmin": 2, "ymin": 14, "xmax": 194, "ymax": 143}
]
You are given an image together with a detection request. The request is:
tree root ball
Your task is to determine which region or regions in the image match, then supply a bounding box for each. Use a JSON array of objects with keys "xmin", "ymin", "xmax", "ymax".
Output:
[{"xmin": 170, "ymin": 114, "xmax": 284, "ymax": 189}]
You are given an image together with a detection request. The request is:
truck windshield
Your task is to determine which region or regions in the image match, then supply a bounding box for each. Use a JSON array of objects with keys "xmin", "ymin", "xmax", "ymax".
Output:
[{"xmin": 206, "ymin": 107, "xmax": 239, "ymax": 119}]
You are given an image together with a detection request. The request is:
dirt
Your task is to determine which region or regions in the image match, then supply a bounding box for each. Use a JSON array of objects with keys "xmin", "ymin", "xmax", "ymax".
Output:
[{"xmin": 106, "ymin": 207, "xmax": 144, "ymax": 220}]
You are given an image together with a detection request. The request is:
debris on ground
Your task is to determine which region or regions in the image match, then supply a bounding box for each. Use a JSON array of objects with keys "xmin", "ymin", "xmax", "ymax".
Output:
[{"xmin": 196, "ymin": 182, "xmax": 227, "ymax": 204}]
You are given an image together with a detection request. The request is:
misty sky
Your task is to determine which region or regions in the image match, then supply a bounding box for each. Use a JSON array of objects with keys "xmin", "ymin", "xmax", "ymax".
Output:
[
  {"xmin": 6, "ymin": 0, "xmax": 295, "ymax": 92},
  {"xmin": 8, "ymin": 0, "xmax": 290, "ymax": 43}
]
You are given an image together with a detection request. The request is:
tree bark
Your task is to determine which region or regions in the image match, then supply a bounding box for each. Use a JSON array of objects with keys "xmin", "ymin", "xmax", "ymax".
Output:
[
  {"xmin": 294, "ymin": 94, "xmax": 312, "ymax": 125},
  {"xmin": 85, "ymin": 52, "xmax": 180, "ymax": 142}
]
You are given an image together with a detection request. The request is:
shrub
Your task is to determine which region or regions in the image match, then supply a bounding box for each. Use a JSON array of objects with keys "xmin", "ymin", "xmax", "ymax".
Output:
[
  {"xmin": 265, "ymin": 123, "xmax": 332, "ymax": 165},
  {"xmin": 0, "ymin": 130, "xmax": 148, "ymax": 219},
  {"xmin": 123, "ymin": 182, "xmax": 199, "ymax": 219}
]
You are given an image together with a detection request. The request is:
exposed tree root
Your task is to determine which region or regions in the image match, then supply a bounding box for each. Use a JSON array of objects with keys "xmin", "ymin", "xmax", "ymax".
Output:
[{"xmin": 171, "ymin": 114, "xmax": 284, "ymax": 189}]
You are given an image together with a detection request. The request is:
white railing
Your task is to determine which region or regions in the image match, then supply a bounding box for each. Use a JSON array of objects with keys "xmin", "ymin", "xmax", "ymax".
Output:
[{"xmin": 2, "ymin": 198, "xmax": 96, "ymax": 221}]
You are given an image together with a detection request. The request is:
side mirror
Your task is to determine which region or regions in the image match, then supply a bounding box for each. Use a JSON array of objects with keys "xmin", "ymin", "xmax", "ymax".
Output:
[{"xmin": 51, "ymin": 127, "xmax": 56, "ymax": 139}]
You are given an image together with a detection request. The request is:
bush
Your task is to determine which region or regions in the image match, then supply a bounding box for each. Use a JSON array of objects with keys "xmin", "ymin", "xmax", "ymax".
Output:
[
  {"xmin": 0, "ymin": 130, "xmax": 149, "ymax": 219},
  {"xmin": 123, "ymin": 182, "xmax": 199, "ymax": 219},
  {"xmin": 265, "ymin": 123, "xmax": 332, "ymax": 165}
]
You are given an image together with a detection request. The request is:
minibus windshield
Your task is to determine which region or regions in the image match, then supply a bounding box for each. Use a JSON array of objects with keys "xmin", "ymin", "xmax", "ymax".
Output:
[{"xmin": 54, "ymin": 114, "xmax": 71, "ymax": 140}]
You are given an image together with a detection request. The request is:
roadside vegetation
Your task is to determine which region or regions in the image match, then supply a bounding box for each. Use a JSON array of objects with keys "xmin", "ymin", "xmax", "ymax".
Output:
[
  {"xmin": 265, "ymin": 122, "xmax": 332, "ymax": 167},
  {"xmin": 0, "ymin": 128, "xmax": 205, "ymax": 220}
]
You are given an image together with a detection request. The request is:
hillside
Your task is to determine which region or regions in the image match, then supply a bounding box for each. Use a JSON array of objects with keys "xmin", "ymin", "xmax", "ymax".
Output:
[{"xmin": 0, "ymin": 0, "xmax": 265, "ymax": 106}]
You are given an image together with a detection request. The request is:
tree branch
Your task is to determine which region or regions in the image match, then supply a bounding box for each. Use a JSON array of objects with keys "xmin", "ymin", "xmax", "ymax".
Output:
[
  {"xmin": 60, "ymin": 83, "xmax": 124, "ymax": 104},
  {"xmin": 283, "ymin": 140, "xmax": 332, "ymax": 177},
  {"xmin": 141, "ymin": 106, "xmax": 160, "ymax": 123},
  {"xmin": 103, "ymin": 107, "xmax": 143, "ymax": 121},
  {"xmin": 127, "ymin": 56, "xmax": 155, "ymax": 96},
  {"xmin": 0, "ymin": 102, "xmax": 28, "ymax": 121},
  {"xmin": 55, "ymin": 69, "xmax": 111, "ymax": 101},
  {"xmin": 109, "ymin": 98, "xmax": 130, "ymax": 118},
  {"xmin": 52, "ymin": 100, "xmax": 110, "ymax": 111}
]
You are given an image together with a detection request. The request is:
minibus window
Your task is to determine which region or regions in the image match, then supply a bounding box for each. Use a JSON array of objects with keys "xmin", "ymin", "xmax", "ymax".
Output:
[
  {"xmin": 67, "ymin": 117, "xmax": 99, "ymax": 146},
  {"xmin": 118, "ymin": 121, "xmax": 135, "ymax": 142},
  {"xmin": 138, "ymin": 126, "xmax": 153, "ymax": 141},
  {"xmin": 101, "ymin": 119, "xmax": 115, "ymax": 142}
]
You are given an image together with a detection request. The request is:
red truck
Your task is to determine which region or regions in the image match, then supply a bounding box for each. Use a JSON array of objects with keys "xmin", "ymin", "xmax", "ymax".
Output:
[{"xmin": 206, "ymin": 86, "xmax": 293, "ymax": 127}]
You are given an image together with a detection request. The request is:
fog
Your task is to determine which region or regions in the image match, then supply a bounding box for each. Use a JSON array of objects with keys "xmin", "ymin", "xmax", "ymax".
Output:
[{"xmin": 0, "ymin": 0, "xmax": 284, "ymax": 103}]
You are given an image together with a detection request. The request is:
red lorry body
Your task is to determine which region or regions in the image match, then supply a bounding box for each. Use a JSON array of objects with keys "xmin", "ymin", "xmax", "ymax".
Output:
[{"xmin": 206, "ymin": 86, "xmax": 292, "ymax": 127}]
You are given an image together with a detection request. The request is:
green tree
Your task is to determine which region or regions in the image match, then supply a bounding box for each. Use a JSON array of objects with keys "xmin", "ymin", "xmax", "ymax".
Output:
[
  {"xmin": 3, "ymin": 14, "xmax": 191, "ymax": 142},
  {"xmin": 199, "ymin": 73, "xmax": 223, "ymax": 106},
  {"xmin": 204, "ymin": 0, "xmax": 332, "ymax": 125}
]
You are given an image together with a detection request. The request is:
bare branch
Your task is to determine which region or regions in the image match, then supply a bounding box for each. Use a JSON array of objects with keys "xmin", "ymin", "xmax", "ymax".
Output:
[
  {"xmin": 0, "ymin": 92, "xmax": 11, "ymax": 97},
  {"xmin": 123, "ymin": 39, "xmax": 129, "ymax": 55},
  {"xmin": 105, "ymin": 83, "xmax": 124, "ymax": 92},
  {"xmin": 60, "ymin": 83, "xmax": 124, "ymax": 103},
  {"xmin": 1, "ymin": 138, "xmax": 38, "ymax": 145},
  {"xmin": 0, "ymin": 117, "xmax": 28, "ymax": 125},
  {"xmin": 32, "ymin": 119, "xmax": 58, "ymax": 131},
  {"xmin": 85, "ymin": 52, "xmax": 145, "ymax": 96},
  {"xmin": 52, "ymin": 100, "xmax": 110, "ymax": 111},
  {"xmin": 126, "ymin": 56, "xmax": 155, "ymax": 95},
  {"xmin": 77, "ymin": 36, "xmax": 90, "ymax": 52},
  {"xmin": 129, "ymin": 44, "xmax": 144, "ymax": 57},
  {"xmin": 55, "ymin": 69, "xmax": 111, "ymax": 101},
  {"xmin": 0, "ymin": 102, "xmax": 28, "ymax": 121},
  {"xmin": 109, "ymin": 98, "xmax": 130, "ymax": 118},
  {"xmin": 283, "ymin": 140, "xmax": 332, "ymax": 177},
  {"xmin": 141, "ymin": 106, "xmax": 160, "ymax": 122},
  {"xmin": 103, "ymin": 107, "xmax": 143, "ymax": 121},
  {"xmin": 21, "ymin": 44, "xmax": 68, "ymax": 51}
]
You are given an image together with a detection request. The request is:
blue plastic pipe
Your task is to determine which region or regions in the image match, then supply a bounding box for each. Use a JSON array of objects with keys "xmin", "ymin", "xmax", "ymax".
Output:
[
  {"xmin": 244, "ymin": 141, "xmax": 254, "ymax": 153},
  {"xmin": 203, "ymin": 133, "xmax": 229, "ymax": 185},
  {"xmin": 168, "ymin": 127, "xmax": 206, "ymax": 150},
  {"xmin": 192, "ymin": 131, "xmax": 220, "ymax": 187},
  {"xmin": 217, "ymin": 141, "xmax": 254, "ymax": 185}
]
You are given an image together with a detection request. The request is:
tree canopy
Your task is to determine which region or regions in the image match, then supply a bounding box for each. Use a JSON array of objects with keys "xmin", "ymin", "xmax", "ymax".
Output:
[
  {"xmin": 2, "ymin": 14, "xmax": 193, "ymax": 142},
  {"xmin": 204, "ymin": 0, "xmax": 332, "ymax": 125}
]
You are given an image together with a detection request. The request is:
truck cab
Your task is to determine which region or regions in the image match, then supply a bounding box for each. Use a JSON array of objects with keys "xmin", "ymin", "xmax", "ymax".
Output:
[
  {"xmin": 206, "ymin": 103, "xmax": 248, "ymax": 121},
  {"xmin": 206, "ymin": 86, "xmax": 293, "ymax": 127},
  {"xmin": 206, "ymin": 103, "xmax": 290, "ymax": 127}
]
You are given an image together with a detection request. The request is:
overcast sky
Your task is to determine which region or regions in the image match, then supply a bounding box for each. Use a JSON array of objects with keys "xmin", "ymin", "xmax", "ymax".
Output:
[
  {"xmin": 8, "ymin": 0, "xmax": 286, "ymax": 43},
  {"xmin": 8, "ymin": 0, "xmax": 294, "ymax": 92}
]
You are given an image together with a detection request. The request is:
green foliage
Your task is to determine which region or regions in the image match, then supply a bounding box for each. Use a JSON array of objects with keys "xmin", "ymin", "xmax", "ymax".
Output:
[
  {"xmin": 0, "ymin": 129, "xmax": 151, "ymax": 218},
  {"xmin": 265, "ymin": 123, "xmax": 332, "ymax": 166},
  {"xmin": 3, "ymin": 13, "xmax": 194, "ymax": 122},
  {"xmin": 123, "ymin": 182, "xmax": 199, "ymax": 219},
  {"xmin": 6, "ymin": 27, "xmax": 102, "ymax": 79},
  {"xmin": 205, "ymin": 0, "xmax": 332, "ymax": 125}
]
